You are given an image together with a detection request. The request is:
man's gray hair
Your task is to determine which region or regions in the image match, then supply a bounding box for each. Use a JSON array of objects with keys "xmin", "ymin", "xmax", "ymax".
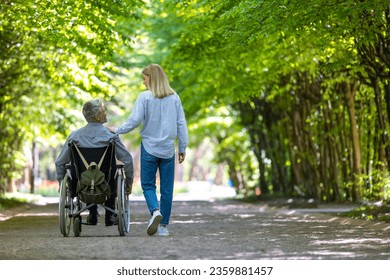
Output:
[{"xmin": 82, "ymin": 99, "xmax": 103, "ymax": 123}]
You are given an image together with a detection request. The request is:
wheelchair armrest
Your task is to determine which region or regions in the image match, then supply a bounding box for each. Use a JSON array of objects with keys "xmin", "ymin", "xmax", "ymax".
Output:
[
  {"xmin": 65, "ymin": 164, "xmax": 72, "ymax": 179},
  {"xmin": 116, "ymin": 159, "xmax": 124, "ymax": 169},
  {"xmin": 114, "ymin": 165, "xmax": 126, "ymax": 180}
]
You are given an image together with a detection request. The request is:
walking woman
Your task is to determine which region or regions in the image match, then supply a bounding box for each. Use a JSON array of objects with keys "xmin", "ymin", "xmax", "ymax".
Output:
[{"xmin": 114, "ymin": 64, "xmax": 188, "ymax": 236}]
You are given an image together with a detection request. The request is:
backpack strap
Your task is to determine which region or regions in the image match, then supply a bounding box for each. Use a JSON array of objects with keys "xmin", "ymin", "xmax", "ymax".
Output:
[
  {"xmin": 72, "ymin": 143, "xmax": 90, "ymax": 170},
  {"xmin": 106, "ymin": 140, "xmax": 115, "ymax": 183},
  {"xmin": 97, "ymin": 146, "xmax": 109, "ymax": 169}
]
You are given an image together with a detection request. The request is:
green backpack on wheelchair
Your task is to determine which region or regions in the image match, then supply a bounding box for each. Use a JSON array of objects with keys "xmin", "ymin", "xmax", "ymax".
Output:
[{"xmin": 74, "ymin": 145, "xmax": 111, "ymax": 204}]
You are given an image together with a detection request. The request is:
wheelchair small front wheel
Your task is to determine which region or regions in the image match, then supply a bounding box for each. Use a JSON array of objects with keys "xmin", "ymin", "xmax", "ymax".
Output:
[{"xmin": 73, "ymin": 217, "xmax": 81, "ymax": 237}]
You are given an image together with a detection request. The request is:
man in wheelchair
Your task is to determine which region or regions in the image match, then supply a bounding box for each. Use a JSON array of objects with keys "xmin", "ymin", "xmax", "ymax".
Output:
[{"xmin": 55, "ymin": 99, "xmax": 134, "ymax": 226}]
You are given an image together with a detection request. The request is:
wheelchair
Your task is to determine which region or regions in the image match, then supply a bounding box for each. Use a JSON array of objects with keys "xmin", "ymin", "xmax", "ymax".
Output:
[{"xmin": 59, "ymin": 139, "xmax": 130, "ymax": 237}]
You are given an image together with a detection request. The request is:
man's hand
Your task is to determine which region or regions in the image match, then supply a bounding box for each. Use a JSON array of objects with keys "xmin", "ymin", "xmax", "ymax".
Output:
[
  {"xmin": 178, "ymin": 152, "xmax": 186, "ymax": 164},
  {"xmin": 125, "ymin": 180, "xmax": 132, "ymax": 195}
]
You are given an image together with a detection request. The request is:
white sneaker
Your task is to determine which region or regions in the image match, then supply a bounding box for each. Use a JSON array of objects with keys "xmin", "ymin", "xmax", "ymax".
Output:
[
  {"xmin": 158, "ymin": 225, "xmax": 169, "ymax": 236},
  {"xmin": 147, "ymin": 210, "xmax": 162, "ymax": 236}
]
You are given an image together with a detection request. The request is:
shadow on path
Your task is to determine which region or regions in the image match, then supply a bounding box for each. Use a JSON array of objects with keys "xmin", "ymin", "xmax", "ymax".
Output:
[{"xmin": 0, "ymin": 195, "xmax": 389, "ymax": 260}]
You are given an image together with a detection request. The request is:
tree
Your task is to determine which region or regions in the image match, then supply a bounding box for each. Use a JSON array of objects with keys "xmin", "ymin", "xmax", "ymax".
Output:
[
  {"xmin": 0, "ymin": 0, "xmax": 142, "ymax": 192},
  {"xmin": 141, "ymin": 0, "xmax": 390, "ymax": 202}
]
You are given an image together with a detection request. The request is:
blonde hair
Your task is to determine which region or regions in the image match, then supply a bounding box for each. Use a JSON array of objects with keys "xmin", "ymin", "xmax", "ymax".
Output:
[{"xmin": 142, "ymin": 64, "xmax": 175, "ymax": 98}]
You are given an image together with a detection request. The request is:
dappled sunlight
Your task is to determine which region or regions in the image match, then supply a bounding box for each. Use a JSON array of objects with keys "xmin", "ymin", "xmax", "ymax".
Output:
[
  {"xmin": 225, "ymin": 247, "xmax": 370, "ymax": 260},
  {"xmin": 211, "ymin": 203, "xmax": 266, "ymax": 214},
  {"xmin": 309, "ymin": 251, "xmax": 360, "ymax": 258},
  {"xmin": 258, "ymin": 223, "xmax": 274, "ymax": 227},
  {"xmin": 231, "ymin": 252, "xmax": 262, "ymax": 259},
  {"xmin": 205, "ymin": 232, "xmax": 226, "ymax": 236},
  {"xmin": 233, "ymin": 214, "xmax": 256, "ymax": 218},
  {"xmin": 311, "ymin": 225, "xmax": 327, "ymax": 228},
  {"xmin": 176, "ymin": 213, "xmax": 204, "ymax": 217},
  {"xmin": 382, "ymin": 225, "xmax": 390, "ymax": 231},
  {"xmin": 14, "ymin": 212, "xmax": 57, "ymax": 217},
  {"xmin": 174, "ymin": 220, "xmax": 207, "ymax": 224},
  {"xmin": 127, "ymin": 221, "xmax": 145, "ymax": 225},
  {"xmin": 211, "ymin": 241, "xmax": 390, "ymax": 259},
  {"xmin": 312, "ymin": 238, "xmax": 389, "ymax": 245},
  {"xmin": 2, "ymin": 190, "xmax": 389, "ymax": 259}
]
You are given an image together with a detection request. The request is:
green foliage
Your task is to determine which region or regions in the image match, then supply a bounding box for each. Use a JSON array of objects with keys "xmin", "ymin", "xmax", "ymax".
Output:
[
  {"xmin": 0, "ymin": 0, "xmax": 143, "ymax": 191},
  {"xmin": 2, "ymin": 0, "xmax": 390, "ymax": 205},
  {"xmin": 345, "ymin": 201, "xmax": 390, "ymax": 223},
  {"xmin": 142, "ymin": 0, "xmax": 390, "ymax": 202}
]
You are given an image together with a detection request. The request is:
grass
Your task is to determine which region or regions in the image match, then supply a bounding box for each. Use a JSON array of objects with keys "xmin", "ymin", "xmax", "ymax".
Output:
[
  {"xmin": 343, "ymin": 201, "xmax": 390, "ymax": 223},
  {"xmin": 0, "ymin": 192, "xmax": 42, "ymax": 211}
]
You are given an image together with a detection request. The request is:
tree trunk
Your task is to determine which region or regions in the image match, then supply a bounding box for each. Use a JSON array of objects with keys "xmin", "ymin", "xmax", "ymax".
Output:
[
  {"xmin": 344, "ymin": 81, "xmax": 361, "ymax": 202},
  {"xmin": 226, "ymin": 159, "xmax": 242, "ymax": 194},
  {"xmin": 372, "ymin": 78, "xmax": 390, "ymax": 169},
  {"xmin": 214, "ymin": 163, "xmax": 225, "ymax": 185},
  {"xmin": 30, "ymin": 141, "xmax": 39, "ymax": 194},
  {"xmin": 188, "ymin": 143, "xmax": 208, "ymax": 181}
]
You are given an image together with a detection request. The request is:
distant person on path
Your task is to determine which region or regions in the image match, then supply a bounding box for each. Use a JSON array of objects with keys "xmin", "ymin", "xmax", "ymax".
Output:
[
  {"xmin": 55, "ymin": 99, "xmax": 134, "ymax": 226},
  {"xmin": 111, "ymin": 64, "xmax": 188, "ymax": 236}
]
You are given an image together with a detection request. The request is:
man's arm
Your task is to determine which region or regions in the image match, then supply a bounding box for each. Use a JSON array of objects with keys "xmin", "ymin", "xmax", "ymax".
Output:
[{"xmin": 55, "ymin": 138, "xmax": 72, "ymax": 182}]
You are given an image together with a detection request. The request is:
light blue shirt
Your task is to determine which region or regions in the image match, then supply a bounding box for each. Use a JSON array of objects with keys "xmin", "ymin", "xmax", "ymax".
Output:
[
  {"xmin": 116, "ymin": 90, "xmax": 188, "ymax": 159},
  {"xmin": 55, "ymin": 122, "xmax": 134, "ymax": 184}
]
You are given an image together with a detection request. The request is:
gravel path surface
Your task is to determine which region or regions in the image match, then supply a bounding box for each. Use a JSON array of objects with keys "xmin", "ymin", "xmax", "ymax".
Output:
[{"xmin": 0, "ymin": 195, "xmax": 389, "ymax": 260}]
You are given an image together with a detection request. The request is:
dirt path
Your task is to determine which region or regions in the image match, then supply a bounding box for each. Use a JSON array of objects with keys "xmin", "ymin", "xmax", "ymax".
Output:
[{"xmin": 0, "ymin": 195, "xmax": 389, "ymax": 260}]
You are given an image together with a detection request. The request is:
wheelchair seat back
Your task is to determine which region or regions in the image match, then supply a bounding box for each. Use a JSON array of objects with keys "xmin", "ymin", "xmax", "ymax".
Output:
[{"xmin": 69, "ymin": 142, "xmax": 116, "ymax": 199}]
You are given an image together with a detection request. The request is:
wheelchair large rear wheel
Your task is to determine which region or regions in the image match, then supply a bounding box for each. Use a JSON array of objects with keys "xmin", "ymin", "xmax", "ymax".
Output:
[
  {"xmin": 59, "ymin": 175, "xmax": 72, "ymax": 237},
  {"xmin": 116, "ymin": 173, "xmax": 130, "ymax": 236}
]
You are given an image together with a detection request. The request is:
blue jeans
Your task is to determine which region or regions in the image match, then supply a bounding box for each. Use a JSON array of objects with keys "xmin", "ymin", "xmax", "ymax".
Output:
[{"xmin": 141, "ymin": 143, "xmax": 175, "ymax": 225}]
